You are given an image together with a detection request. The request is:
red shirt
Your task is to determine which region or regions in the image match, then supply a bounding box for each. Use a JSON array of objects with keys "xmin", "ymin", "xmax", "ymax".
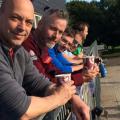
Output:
[
  {"xmin": 23, "ymin": 34, "xmax": 47, "ymax": 75},
  {"xmin": 22, "ymin": 34, "xmax": 61, "ymax": 82}
]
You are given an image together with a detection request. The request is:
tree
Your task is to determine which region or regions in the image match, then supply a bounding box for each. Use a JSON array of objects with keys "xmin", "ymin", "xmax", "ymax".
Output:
[
  {"xmin": 66, "ymin": 0, "xmax": 120, "ymax": 47},
  {"xmin": 66, "ymin": 1, "xmax": 105, "ymax": 46}
]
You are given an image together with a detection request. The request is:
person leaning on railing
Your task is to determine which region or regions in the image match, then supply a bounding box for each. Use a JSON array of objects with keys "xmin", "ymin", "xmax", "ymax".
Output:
[
  {"xmin": 72, "ymin": 21, "xmax": 89, "ymax": 57},
  {"xmin": 46, "ymin": 27, "xmax": 99, "ymax": 120},
  {"xmin": 23, "ymin": 9, "xmax": 90, "ymax": 120},
  {"xmin": 0, "ymin": 1, "xmax": 76, "ymax": 120}
]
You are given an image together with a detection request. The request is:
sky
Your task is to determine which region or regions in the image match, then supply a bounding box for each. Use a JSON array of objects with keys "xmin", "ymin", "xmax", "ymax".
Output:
[{"xmin": 66, "ymin": 0, "xmax": 100, "ymax": 3}]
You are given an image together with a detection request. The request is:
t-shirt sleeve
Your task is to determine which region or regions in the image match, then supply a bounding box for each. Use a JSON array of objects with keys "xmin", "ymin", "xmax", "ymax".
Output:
[
  {"xmin": 72, "ymin": 46, "xmax": 82, "ymax": 55},
  {"xmin": 48, "ymin": 48, "xmax": 72, "ymax": 73}
]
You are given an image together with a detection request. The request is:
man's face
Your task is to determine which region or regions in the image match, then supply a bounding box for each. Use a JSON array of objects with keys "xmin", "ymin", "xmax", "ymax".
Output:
[
  {"xmin": 42, "ymin": 16, "xmax": 67, "ymax": 48},
  {"xmin": 75, "ymin": 26, "xmax": 88, "ymax": 44},
  {"xmin": 0, "ymin": 0, "xmax": 34, "ymax": 47},
  {"xmin": 58, "ymin": 35, "xmax": 76, "ymax": 52},
  {"xmin": 75, "ymin": 33, "xmax": 82, "ymax": 44},
  {"xmin": 81, "ymin": 26, "xmax": 88, "ymax": 40}
]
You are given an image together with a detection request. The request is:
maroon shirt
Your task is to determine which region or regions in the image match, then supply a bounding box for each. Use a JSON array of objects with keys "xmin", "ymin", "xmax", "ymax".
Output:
[
  {"xmin": 23, "ymin": 34, "xmax": 62, "ymax": 83},
  {"xmin": 23, "ymin": 34, "xmax": 47, "ymax": 75}
]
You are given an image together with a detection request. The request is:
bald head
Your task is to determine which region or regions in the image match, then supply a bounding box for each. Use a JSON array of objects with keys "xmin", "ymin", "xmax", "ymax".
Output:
[
  {"xmin": 1, "ymin": 0, "xmax": 34, "ymax": 14},
  {"xmin": 0, "ymin": 0, "xmax": 34, "ymax": 47}
]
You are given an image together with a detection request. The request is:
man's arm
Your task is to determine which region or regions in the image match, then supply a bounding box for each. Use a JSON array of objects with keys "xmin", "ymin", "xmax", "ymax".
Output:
[
  {"xmin": 48, "ymin": 48, "xmax": 73, "ymax": 73},
  {"xmin": 22, "ymin": 49, "xmax": 77, "ymax": 119},
  {"xmin": 72, "ymin": 64, "xmax": 84, "ymax": 72},
  {"xmin": 82, "ymin": 64, "xmax": 99, "ymax": 82},
  {"xmin": 63, "ymin": 53, "xmax": 83, "ymax": 65},
  {"xmin": 71, "ymin": 95, "xmax": 90, "ymax": 120},
  {"xmin": 21, "ymin": 81, "xmax": 76, "ymax": 120}
]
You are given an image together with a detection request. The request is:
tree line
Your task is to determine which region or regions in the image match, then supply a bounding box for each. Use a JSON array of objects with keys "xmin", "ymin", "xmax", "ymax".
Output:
[{"xmin": 66, "ymin": 0, "xmax": 120, "ymax": 48}]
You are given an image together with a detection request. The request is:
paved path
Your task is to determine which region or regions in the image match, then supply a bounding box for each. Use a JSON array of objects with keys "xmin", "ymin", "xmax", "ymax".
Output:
[{"xmin": 100, "ymin": 65, "xmax": 120, "ymax": 120}]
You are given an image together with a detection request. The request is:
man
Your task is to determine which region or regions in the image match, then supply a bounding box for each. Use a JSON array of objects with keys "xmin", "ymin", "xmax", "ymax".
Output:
[
  {"xmin": 0, "ymin": 1, "xmax": 76, "ymax": 120},
  {"xmin": 51, "ymin": 27, "xmax": 83, "ymax": 67},
  {"xmin": 58, "ymin": 27, "xmax": 99, "ymax": 83},
  {"xmin": 72, "ymin": 22, "xmax": 89, "ymax": 57},
  {"xmin": 50, "ymin": 27, "xmax": 99, "ymax": 120},
  {"xmin": 23, "ymin": 9, "xmax": 90, "ymax": 120}
]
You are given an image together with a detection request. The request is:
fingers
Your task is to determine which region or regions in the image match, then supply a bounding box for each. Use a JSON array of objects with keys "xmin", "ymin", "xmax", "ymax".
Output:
[
  {"xmin": 83, "ymin": 69, "xmax": 97, "ymax": 82},
  {"xmin": 93, "ymin": 64, "xmax": 99, "ymax": 72},
  {"xmin": 62, "ymin": 81, "xmax": 76, "ymax": 95},
  {"xmin": 55, "ymin": 81, "xmax": 76, "ymax": 105},
  {"xmin": 65, "ymin": 80, "xmax": 74, "ymax": 85},
  {"xmin": 83, "ymin": 64, "xmax": 99, "ymax": 78}
]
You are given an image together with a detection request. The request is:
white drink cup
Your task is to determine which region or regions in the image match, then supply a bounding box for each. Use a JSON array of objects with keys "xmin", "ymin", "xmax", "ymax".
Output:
[
  {"xmin": 84, "ymin": 56, "xmax": 95, "ymax": 70},
  {"xmin": 55, "ymin": 73, "xmax": 71, "ymax": 85}
]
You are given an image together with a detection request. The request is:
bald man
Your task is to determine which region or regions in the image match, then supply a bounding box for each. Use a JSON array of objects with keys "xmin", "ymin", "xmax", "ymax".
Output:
[{"xmin": 0, "ymin": 0, "xmax": 76, "ymax": 119}]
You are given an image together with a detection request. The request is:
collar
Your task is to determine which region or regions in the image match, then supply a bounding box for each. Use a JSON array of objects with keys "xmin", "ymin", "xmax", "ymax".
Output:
[{"xmin": 0, "ymin": 39, "xmax": 20, "ymax": 56}]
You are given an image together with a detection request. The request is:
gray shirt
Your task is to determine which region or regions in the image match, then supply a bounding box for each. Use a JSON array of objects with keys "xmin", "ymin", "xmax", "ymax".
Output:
[{"xmin": 0, "ymin": 42, "xmax": 51, "ymax": 120}]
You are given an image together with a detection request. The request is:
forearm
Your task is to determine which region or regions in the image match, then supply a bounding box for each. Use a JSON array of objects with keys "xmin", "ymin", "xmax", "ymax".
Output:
[
  {"xmin": 21, "ymin": 81, "xmax": 76, "ymax": 120},
  {"xmin": 68, "ymin": 59, "xmax": 83, "ymax": 65},
  {"xmin": 78, "ymin": 52, "xmax": 84, "ymax": 58},
  {"xmin": 63, "ymin": 53, "xmax": 75, "ymax": 60},
  {"xmin": 71, "ymin": 94, "xmax": 90, "ymax": 113},
  {"xmin": 21, "ymin": 84, "xmax": 59, "ymax": 119},
  {"xmin": 73, "ymin": 59, "xmax": 83, "ymax": 65},
  {"xmin": 71, "ymin": 94, "xmax": 85, "ymax": 106},
  {"xmin": 71, "ymin": 95, "xmax": 90, "ymax": 120},
  {"xmin": 21, "ymin": 95, "xmax": 61, "ymax": 120},
  {"xmin": 63, "ymin": 53, "xmax": 82, "ymax": 65},
  {"xmin": 72, "ymin": 64, "xmax": 83, "ymax": 72}
]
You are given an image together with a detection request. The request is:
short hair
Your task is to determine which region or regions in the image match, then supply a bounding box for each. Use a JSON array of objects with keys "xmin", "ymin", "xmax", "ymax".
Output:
[
  {"xmin": 63, "ymin": 27, "xmax": 74, "ymax": 38},
  {"xmin": 42, "ymin": 9, "xmax": 69, "ymax": 22},
  {"xmin": 44, "ymin": 6, "xmax": 50, "ymax": 11},
  {"xmin": 72, "ymin": 21, "xmax": 89, "ymax": 33}
]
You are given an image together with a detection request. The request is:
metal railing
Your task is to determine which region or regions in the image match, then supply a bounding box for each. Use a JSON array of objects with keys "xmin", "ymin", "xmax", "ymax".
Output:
[
  {"xmin": 37, "ymin": 103, "xmax": 72, "ymax": 120},
  {"xmin": 83, "ymin": 40, "xmax": 101, "ymax": 106},
  {"xmin": 82, "ymin": 40, "xmax": 101, "ymax": 119}
]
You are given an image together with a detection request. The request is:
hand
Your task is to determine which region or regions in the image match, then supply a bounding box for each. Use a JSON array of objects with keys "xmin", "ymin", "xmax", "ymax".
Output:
[
  {"xmin": 71, "ymin": 95, "xmax": 90, "ymax": 120},
  {"xmin": 82, "ymin": 64, "xmax": 99, "ymax": 82},
  {"xmin": 78, "ymin": 52, "xmax": 84, "ymax": 58},
  {"xmin": 92, "ymin": 63, "xmax": 99, "ymax": 72},
  {"xmin": 54, "ymin": 80, "xmax": 76, "ymax": 106}
]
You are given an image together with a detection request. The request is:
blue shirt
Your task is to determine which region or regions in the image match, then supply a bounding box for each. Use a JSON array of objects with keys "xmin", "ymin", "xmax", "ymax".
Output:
[{"xmin": 48, "ymin": 45, "xmax": 73, "ymax": 73}]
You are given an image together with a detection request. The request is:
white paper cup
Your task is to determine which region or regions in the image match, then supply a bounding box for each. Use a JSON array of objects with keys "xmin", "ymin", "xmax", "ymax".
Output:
[
  {"xmin": 55, "ymin": 73, "xmax": 71, "ymax": 85},
  {"xmin": 84, "ymin": 56, "xmax": 95, "ymax": 69}
]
